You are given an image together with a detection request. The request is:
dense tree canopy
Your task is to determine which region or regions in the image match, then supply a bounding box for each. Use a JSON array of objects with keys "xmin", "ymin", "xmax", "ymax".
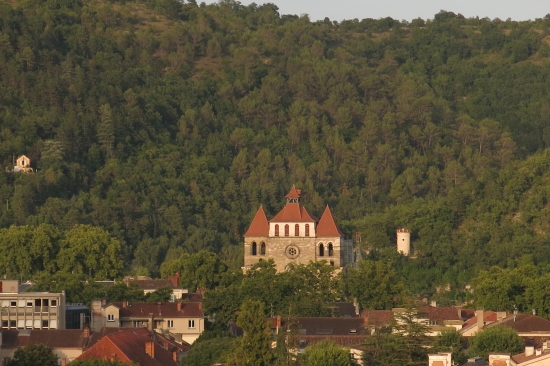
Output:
[{"xmin": 1, "ymin": 0, "xmax": 550, "ymax": 305}]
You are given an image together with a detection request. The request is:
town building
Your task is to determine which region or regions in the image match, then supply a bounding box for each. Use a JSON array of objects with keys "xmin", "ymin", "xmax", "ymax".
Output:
[
  {"xmin": 244, "ymin": 187, "xmax": 353, "ymax": 272},
  {"xmin": 91, "ymin": 301, "xmax": 204, "ymax": 344},
  {"xmin": 0, "ymin": 280, "xmax": 66, "ymax": 330},
  {"xmin": 126, "ymin": 273, "xmax": 187, "ymax": 299}
]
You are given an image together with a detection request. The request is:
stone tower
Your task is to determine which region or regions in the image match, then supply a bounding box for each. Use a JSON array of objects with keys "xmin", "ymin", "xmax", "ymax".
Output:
[
  {"xmin": 396, "ymin": 228, "xmax": 411, "ymax": 256},
  {"xmin": 243, "ymin": 187, "xmax": 353, "ymax": 272}
]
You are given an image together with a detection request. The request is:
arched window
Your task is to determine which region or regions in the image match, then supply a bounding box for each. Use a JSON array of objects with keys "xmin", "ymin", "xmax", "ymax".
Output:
[
  {"xmin": 305, "ymin": 224, "xmax": 310, "ymax": 237},
  {"xmin": 328, "ymin": 243, "xmax": 333, "ymax": 257},
  {"xmin": 260, "ymin": 242, "xmax": 266, "ymax": 255},
  {"xmin": 285, "ymin": 224, "xmax": 289, "ymax": 237},
  {"xmin": 319, "ymin": 244, "xmax": 324, "ymax": 257},
  {"xmin": 275, "ymin": 225, "xmax": 279, "ymax": 237},
  {"xmin": 295, "ymin": 224, "xmax": 299, "ymax": 236},
  {"xmin": 330, "ymin": 260, "xmax": 334, "ymax": 266},
  {"xmin": 251, "ymin": 242, "xmax": 257, "ymax": 256}
]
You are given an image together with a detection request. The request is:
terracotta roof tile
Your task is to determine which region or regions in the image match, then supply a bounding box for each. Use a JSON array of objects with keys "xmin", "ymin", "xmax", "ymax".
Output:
[
  {"xmin": 420, "ymin": 307, "xmax": 462, "ymax": 321},
  {"xmin": 1, "ymin": 329, "xmax": 89, "ymax": 349},
  {"xmin": 285, "ymin": 186, "xmax": 302, "ymax": 199},
  {"xmin": 270, "ymin": 203, "xmax": 316, "ymax": 223},
  {"xmin": 76, "ymin": 328, "xmax": 178, "ymax": 366},
  {"xmin": 360, "ymin": 310, "xmax": 395, "ymax": 326},
  {"xmin": 494, "ymin": 314, "xmax": 550, "ymax": 333},
  {"xmin": 244, "ymin": 206, "xmax": 270, "ymax": 237},
  {"xmin": 316, "ymin": 206, "xmax": 344, "ymax": 237}
]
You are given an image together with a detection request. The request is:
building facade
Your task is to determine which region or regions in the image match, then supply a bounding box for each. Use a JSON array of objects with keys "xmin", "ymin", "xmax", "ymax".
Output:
[
  {"xmin": 0, "ymin": 280, "xmax": 66, "ymax": 330},
  {"xmin": 244, "ymin": 187, "xmax": 353, "ymax": 272}
]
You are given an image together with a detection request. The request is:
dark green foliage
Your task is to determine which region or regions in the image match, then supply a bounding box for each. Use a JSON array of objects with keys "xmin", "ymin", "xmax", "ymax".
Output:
[
  {"xmin": 301, "ymin": 340, "xmax": 355, "ymax": 366},
  {"xmin": 2, "ymin": 0, "xmax": 550, "ymax": 307},
  {"xmin": 432, "ymin": 329, "xmax": 467, "ymax": 366},
  {"xmin": 9, "ymin": 343, "xmax": 58, "ymax": 366},
  {"xmin": 468, "ymin": 326, "xmax": 524, "ymax": 360},
  {"xmin": 145, "ymin": 285, "xmax": 173, "ymax": 302},
  {"xmin": 181, "ymin": 336, "xmax": 234, "ymax": 366}
]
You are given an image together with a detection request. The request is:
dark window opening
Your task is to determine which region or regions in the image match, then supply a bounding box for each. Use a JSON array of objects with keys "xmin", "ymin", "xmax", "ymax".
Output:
[
  {"xmin": 285, "ymin": 225, "xmax": 289, "ymax": 237},
  {"xmin": 330, "ymin": 260, "xmax": 334, "ymax": 266},
  {"xmin": 295, "ymin": 224, "xmax": 299, "ymax": 236},
  {"xmin": 328, "ymin": 243, "xmax": 333, "ymax": 256},
  {"xmin": 319, "ymin": 244, "xmax": 324, "ymax": 257},
  {"xmin": 275, "ymin": 225, "xmax": 279, "ymax": 237},
  {"xmin": 260, "ymin": 242, "xmax": 266, "ymax": 255},
  {"xmin": 305, "ymin": 224, "xmax": 310, "ymax": 237},
  {"xmin": 251, "ymin": 242, "xmax": 257, "ymax": 256}
]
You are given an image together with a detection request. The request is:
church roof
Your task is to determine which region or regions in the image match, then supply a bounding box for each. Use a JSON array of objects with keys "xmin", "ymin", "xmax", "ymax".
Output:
[
  {"xmin": 316, "ymin": 206, "xmax": 344, "ymax": 237},
  {"xmin": 270, "ymin": 203, "xmax": 316, "ymax": 223},
  {"xmin": 285, "ymin": 186, "xmax": 302, "ymax": 199},
  {"xmin": 244, "ymin": 206, "xmax": 270, "ymax": 237}
]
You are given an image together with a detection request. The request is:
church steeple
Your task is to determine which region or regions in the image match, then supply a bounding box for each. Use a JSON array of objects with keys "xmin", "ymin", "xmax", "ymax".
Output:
[{"xmin": 285, "ymin": 185, "xmax": 301, "ymax": 204}]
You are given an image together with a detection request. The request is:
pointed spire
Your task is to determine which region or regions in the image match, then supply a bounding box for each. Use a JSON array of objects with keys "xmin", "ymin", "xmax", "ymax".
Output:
[
  {"xmin": 316, "ymin": 205, "xmax": 344, "ymax": 237},
  {"xmin": 244, "ymin": 206, "xmax": 270, "ymax": 237},
  {"xmin": 285, "ymin": 185, "xmax": 301, "ymax": 202}
]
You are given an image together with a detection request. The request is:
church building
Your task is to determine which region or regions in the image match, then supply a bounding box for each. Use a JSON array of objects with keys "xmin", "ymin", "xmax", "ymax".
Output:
[{"xmin": 243, "ymin": 187, "xmax": 353, "ymax": 272}]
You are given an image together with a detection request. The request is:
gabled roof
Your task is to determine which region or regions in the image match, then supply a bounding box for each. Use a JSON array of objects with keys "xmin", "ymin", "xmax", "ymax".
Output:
[
  {"xmin": 316, "ymin": 206, "xmax": 344, "ymax": 237},
  {"xmin": 76, "ymin": 328, "xmax": 178, "ymax": 366},
  {"xmin": 360, "ymin": 310, "xmax": 395, "ymax": 326},
  {"xmin": 419, "ymin": 306, "xmax": 462, "ymax": 321},
  {"xmin": 461, "ymin": 311, "xmax": 498, "ymax": 333},
  {"xmin": 110, "ymin": 302, "xmax": 203, "ymax": 318},
  {"xmin": 270, "ymin": 203, "xmax": 317, "ymax": 223},
  {"xmin": 244, "ymin": 206, "xmax": 270, "ymax": 237}
]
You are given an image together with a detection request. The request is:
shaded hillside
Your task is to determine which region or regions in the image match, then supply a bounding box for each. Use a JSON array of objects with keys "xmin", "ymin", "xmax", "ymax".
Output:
[{"xmin": 1, "ymin": 0, "xmax": 550, "ymax": 293}]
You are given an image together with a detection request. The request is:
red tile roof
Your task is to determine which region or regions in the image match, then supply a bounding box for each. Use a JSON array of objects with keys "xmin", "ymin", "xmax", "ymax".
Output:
[
  {"xmin": 76, "ymin": 328, "xmax": 178, "ymax": 366},
  {"xmin": 285, "ymin": 186, "xmax": 302, "ymax": 199},
  {"xmin": 461, "ymin": 311, "xmax": 497, "ymax": 332},
  {"xmin": 360, "ymin": 310, "xmax": 395, "ymax": 326},
  {"xmin": 493, "ymin": 314, "xmax": 550, "ymax": 333},
  {"xmin": 244, "ymin": 206, "xmax": 270, "ymax": 237},
  {"xmin": 270, "ymin": 203, "xmax": 316, "ymax": 223},
  {"xmin": 110, "ymin": 302, "xmax": 203, "ymax": 318},
  {"xmin": 420, "ymin": 307, "xmax": 462, "ymax": 321},
  {"xmin": 316, "ymin": 206, "xmax": 344, "ymax": 237},
  {"xmin": 1, "ymin": 329, "xmax": 89, "ymax": 349}
]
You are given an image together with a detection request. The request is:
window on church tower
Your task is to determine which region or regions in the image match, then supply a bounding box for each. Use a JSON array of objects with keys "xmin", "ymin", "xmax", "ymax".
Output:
[
  {"xmin": 295, "ymin": 224, "xmax": 299, "ymax": 236},
  {"xmin": 305, "ymin": 224, "xmax": 309, "ymax": 236},
  {"xmin": 285, "ymin": 225, "xmax": 289, "ymax": 237},
  {"xmin": 328, "ymin": 243, "xmax": 333, "ymax": 257},
  {"xmin": 319, "ymin": 244, "xmax": 324, "ymax": 257},
  {"xmin": 260, "ymin": 242, "xmax": 266, "ymax": 255},
  {"xmin": 275, "ymin": 225, "xmax": 279, "ymax": 237},
  {"xmin": 251, "ymin": 242, "xmax": 257, "ymax": 255}
]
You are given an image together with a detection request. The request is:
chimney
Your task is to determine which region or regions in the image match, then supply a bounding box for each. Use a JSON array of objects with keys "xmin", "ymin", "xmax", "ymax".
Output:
[
  {"xmin": 61, "ymin": 359, "xmax": 66, "ymax": 366},
  {"xmin": 122, "ymin": 301, "xmax": 127, "ymax": 309},
  {"xmin": 476, "ymin": 310, "xmax": 484, "ymax": 331},
  {"xmin": 536, "ymin": 349, "xmax": 542, "ymax": 356},
  {"xmin": 173, "ymin": 351, "xmax": 177, "ymax": 362},
  {"xmin": 353, "ymin": 298, "xmax": 360, "ymax": 316},
  {"xmin": 163, "ymin": 340, "xmax": 169, "ymax": 349},
  {"xmin": 148, "ymin": 313, "xmax": 154, "ymax": 332},
  {"xmin": 199, "ymin": 303, "xmax": 202, "ymax": 310},
  {"xmin": 525, "ymin": 346, "xmax": 535, "ymax": 357},
  {"xmin": 145, "ymin": 341, "xmax": 155, "ymax": 358},
  {"xmin": 276, "ymin": 316, "xmax": 281, "ymax": 328},
  {"xmin": 83, "ymin": 327, "xmax": 90, "ymax": 338},
  {"xmin": 177, "ymin": 302, "xmax": 182, "ymax": 311}
]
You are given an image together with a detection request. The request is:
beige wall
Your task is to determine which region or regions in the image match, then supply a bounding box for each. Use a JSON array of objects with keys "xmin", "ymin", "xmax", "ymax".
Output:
[
  {"xmin": 102, "ymin": 305, "xmax": 121, "ymax": 327},
  {"xmin": 0, "ymin": 293, "xmax": 66, "ymax": 330},
  {"xmin": 244, "ymin": 236, "xmax": 344, "ymax": 272}
]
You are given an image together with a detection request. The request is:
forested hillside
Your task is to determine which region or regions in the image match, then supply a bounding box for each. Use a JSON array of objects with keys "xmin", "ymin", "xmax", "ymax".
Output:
[{"xmin": 2, "ymin": 0, "xmax": 550, "ymax": 297}]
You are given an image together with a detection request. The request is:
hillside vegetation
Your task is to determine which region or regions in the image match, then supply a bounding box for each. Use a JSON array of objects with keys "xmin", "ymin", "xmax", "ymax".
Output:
[{"xmin": 2, "ymin": 0, "xmax": 550, "ymax": 299}]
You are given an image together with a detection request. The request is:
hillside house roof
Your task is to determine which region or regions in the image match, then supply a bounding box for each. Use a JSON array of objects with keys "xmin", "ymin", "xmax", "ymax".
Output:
[
  {"xmin": 316, "ymin": 206, "xmax": 344, "ymax": 237},
  {"xmin": 132, "ymin": 279, "xmax": 178, "ymax": 290},
  {"xmin": 360, "ymin": 310, "xmax": 395, "ymax": 327},
  {"xmin": 244, "ymin": 206, "xmax": 270, "ymax": 237},
  {"xmin": 488, "ymin": 313, "xmax": 550, "ymax": 333},
  {"xmin": 1, "ymin": 329, "xmax": 90, "ymax": 349},
  {"xmin": 270, "ymin": 202, "xmax": 317, "ymax": 223}
]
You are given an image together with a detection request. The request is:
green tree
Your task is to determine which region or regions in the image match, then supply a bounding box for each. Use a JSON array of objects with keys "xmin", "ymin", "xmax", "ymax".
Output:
[
  {"xmin": 302, "ymin": 340, "xmax": 355, "ymax": 366},
  {"xmin": 432, "ymin": 328, "xmax": 467, "ymax": 366},
  {"xmin": 468, "ymin": 326, "xmax": 524, "ymax": 360},
  {"xmin": 145, "ymin": 285, "xmax": 173, "ymax": 302},
  {"xmin": 226, "ymin": 299, "xmax": 274, "ymax": 366},
  {"xmin": 160, "ymin": 251, "xmax": 228, "ymax": 290},
  {"xmin": 10, "ymin": 343, "xmax": 58, "ymax": 366},
  {"xmin": 181, "ymin": 337, "xmax": 234, "ymax": 366},
  {"xmin": 57, "ymin": 225, "xmax": 124, "ymax": 279},
  {"xmin": 344, "ymin": 260, "xmax": 406, "ymax": 310}
]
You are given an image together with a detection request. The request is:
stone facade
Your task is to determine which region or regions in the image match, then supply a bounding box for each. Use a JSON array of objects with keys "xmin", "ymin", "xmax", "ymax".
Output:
[{"xmin": 243, "ymin": 187, "xmax": 353, "ymax": 272}]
